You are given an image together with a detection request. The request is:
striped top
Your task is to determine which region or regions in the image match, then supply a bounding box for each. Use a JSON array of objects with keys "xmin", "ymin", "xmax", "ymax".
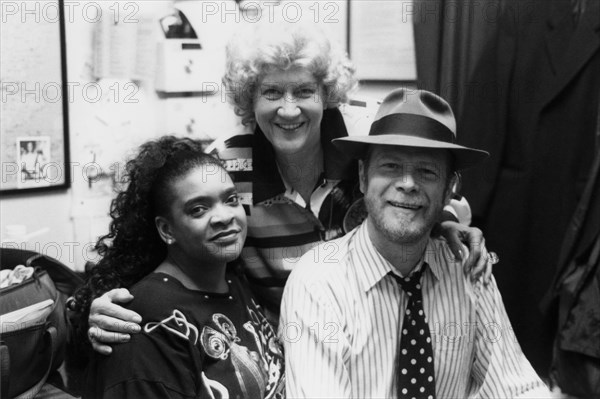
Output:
[
  {"xmin": 209, "ymin": 102, "xmax": 471, "ymax": 317},
  {"xmin": 280, "ymin": 221, "xmax": 550, "ymax": 398}
]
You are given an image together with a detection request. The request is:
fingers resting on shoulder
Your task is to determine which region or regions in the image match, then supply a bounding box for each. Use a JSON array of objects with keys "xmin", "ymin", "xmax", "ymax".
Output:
[{"xmin": 88, "ymin": 288, "xmax": 142, "ymax": 354}]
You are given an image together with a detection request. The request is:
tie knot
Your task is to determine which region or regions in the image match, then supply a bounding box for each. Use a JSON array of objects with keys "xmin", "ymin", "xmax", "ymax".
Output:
[{"xmin": 390, "ymin": 267, "xmax": 425, "ymax": 297}]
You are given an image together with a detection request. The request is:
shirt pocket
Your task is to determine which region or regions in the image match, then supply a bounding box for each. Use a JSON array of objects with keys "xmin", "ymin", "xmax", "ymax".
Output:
[{"xmin": 431, "ymin": 332, "xmax": 473, "ymax": 380}]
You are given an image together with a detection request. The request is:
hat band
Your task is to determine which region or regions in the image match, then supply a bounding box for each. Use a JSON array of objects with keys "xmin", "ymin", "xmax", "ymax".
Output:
[{"xmin": 369, "ymin": 114, "xmax": 456, "ymax": 143}]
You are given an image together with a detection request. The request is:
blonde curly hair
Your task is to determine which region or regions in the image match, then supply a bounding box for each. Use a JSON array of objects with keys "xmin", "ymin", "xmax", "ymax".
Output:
[{"xmin": 222, "ymin": 22, "xmax": 357, "ymax": 126}]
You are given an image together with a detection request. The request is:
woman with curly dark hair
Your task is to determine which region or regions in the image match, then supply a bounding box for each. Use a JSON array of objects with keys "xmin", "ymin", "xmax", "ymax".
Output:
[{"xmin": 78, "ymin": 136, "xmax": 284, "ymax": 398}]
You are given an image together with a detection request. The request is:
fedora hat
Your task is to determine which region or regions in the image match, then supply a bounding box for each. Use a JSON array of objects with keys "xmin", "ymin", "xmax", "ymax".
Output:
[{"xmin": 333, "ymin": 88, "xmax": 489, "ymax": 170}]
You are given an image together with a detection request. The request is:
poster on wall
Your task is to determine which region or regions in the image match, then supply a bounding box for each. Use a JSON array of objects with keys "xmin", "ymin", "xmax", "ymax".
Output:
[
  {"xmin": 348, "ymin": 0, "xmax": 417, "ymax": 81},
  {"xmin": 0, "ymin": 0, "xmax": 70, "ymax": 194}
]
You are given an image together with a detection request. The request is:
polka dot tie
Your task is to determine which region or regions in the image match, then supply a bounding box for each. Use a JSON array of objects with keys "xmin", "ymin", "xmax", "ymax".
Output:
[{"xmin": 390, "ymin": 267, "xmax": 436, "ymax": 399}]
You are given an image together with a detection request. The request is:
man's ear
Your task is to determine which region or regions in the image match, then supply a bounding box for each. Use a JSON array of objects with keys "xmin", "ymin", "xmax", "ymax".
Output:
[
  {"xmin": 155, "ymin": 216, "xmax": 175, "ymax": 245},
  {"xmin": 444, "ymin": 173, "xmax": 459, "ymax": 205},
  {"xmin": 358, "ymin": 159, "xmax": 366, "ymax": 194}
]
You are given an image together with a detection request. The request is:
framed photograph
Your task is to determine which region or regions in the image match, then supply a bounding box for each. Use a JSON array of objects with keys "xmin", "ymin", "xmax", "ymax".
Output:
[
  {"xmin": 348, "ymin": 0, "xmax": 417, "ymax": 82},
  {"xmin": 0, "ymin": 0, "xmax": 71, "ymax": 194},
  {"xmin": 16, "ymin": 137, "xmax": 52, "ymax": 188}
]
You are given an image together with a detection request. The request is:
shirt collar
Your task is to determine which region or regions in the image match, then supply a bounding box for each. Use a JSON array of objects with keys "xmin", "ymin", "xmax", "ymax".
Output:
[
  {"xmin": 353, "ymin": 221, "xmax": 443, "ymax": 293},
  {"xmin": 251, "ymin": 107, "xmax": 357, "ymax": 204},
  {"xmin": 422, "ymin": 240, "xmax": 443, "ymax": 282}
]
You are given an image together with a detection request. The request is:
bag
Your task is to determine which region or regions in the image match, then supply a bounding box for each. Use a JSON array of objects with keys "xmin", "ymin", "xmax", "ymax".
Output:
[{"xmin": 0, "ymin": 249, "xmax": 83, "ymax": 399}]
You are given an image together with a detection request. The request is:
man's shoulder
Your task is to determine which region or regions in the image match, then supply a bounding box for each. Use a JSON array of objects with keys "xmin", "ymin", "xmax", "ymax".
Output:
[
  {"xmin": 425, "ymin": 238, "xmax": 465, "ymax": 276},
  {"xmin": 288, "ymin": 232, "xmax": 356, "ymax": 286},
  {"xmin": 426, "ymin": 238, "xmax": 488, "ymax": 297},
  {"xmin": 426, "ymin": 237, "xmax": 455, "ymax": 258}
]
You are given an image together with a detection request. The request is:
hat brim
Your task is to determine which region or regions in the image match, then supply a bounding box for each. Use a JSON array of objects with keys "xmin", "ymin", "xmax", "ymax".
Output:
[{"xmin": 332, "ymin": 135, "xmax": 489, "ymax": 170}]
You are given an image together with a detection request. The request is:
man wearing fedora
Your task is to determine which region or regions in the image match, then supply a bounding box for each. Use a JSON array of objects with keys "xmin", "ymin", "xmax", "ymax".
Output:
[{"xmin": 280, "ymin": 89, "xmax": 552, "ymax": 398}]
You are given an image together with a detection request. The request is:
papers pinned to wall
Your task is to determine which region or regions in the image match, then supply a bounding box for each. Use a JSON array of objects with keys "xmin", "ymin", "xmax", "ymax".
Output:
[
  {"xmin": 92, "ymin": 4, "xmax": 158, "ymax": 81},
  {"xmin": 349, "ymin": 0, "xmax": 417, "ymax": 81}
]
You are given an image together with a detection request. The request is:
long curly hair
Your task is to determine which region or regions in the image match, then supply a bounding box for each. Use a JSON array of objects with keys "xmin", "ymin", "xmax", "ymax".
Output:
[
  {"xmin": 222, "ymin": 22, "xmax": 358, "ymax": 126},
  {"xmin": 72, "ymin": 136, "xmax": 225, "ymax": 317}
]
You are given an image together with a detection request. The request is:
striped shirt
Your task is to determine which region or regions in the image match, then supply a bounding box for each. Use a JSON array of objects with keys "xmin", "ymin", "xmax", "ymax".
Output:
[
  {"xmin": 279, "ymin": 221, "xmax": 551, "ymax": 398},
  {"xmin": 208, "ymin": 102, "xmax": 471, "ymax": 317}
]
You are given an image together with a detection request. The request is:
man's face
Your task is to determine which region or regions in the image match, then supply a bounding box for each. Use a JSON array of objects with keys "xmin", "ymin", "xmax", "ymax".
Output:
[{"xmin": 359, "ymin": 145, "xmax": 454, "ymax": 246}]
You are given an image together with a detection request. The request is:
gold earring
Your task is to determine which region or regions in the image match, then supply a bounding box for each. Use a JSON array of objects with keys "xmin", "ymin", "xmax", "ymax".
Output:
[{"xmin": 166, "ymin": 238, "xmax": 173, "ymax": 245}]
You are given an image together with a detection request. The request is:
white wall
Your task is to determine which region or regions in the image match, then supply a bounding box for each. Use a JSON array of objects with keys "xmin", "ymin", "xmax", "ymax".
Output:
[{"xmin": 1, "ymin": 1, "xmax": 355, "ymax": 270}]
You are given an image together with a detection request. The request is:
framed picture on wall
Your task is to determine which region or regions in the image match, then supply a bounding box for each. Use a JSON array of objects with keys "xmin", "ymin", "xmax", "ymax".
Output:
[
  {"xmin": 16, "ymin": 137, "xmax": 52, "ymax": 188},
  {"xmin": 0, "ymin": 0, "xmax": 71, "ymax": 194},
  {"xmin": 348, "ymin": 0, "xmax": 417, "ymax": 81}
]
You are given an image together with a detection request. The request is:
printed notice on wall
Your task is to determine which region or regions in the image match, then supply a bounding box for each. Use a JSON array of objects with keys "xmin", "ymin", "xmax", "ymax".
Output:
[{"xmin": 349, "ymin": 0, "xmax": 416, "ymax": 81}]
